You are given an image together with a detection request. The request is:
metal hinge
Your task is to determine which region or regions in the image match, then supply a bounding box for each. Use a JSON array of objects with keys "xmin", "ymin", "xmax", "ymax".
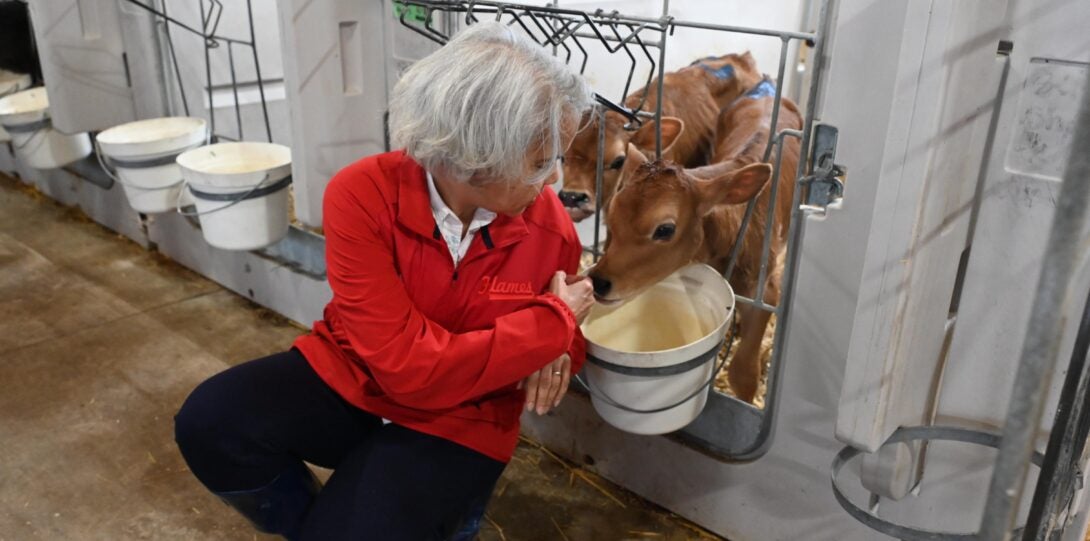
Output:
[{"xmin": 801, "ymin": 123, "xmax": 845, "ymax": 211}]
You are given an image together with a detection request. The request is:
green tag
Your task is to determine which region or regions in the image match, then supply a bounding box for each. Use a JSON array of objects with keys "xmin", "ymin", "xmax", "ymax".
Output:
[{"xmin": 393, "ymin": 1, "xmax": 430, "ymax": 24}]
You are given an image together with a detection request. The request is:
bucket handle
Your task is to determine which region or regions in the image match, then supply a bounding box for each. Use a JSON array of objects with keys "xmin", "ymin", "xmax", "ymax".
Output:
[
  {"xmin": 12, "ymin": 128, "xmax": 46, "ymax": 152},
  {"xmin": 573, "ymin": 310, "xmax": 738, "ymax": 415},
  {"xmin": 93, "ymin": 138, "xmax": 204, "ymax": 191},
  {"xmin": 92, "ymin": 126, "xmax": 211, "ymax": 189},
  {"xmin": 175, "ymin": 173, "xmax": 292, "ymax": 217},
  {"xmin": 7, "ymin": 117, "xmax": 50, "ymax": 153}
]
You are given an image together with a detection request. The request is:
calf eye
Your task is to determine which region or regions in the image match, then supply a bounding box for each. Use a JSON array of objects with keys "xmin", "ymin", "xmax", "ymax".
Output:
[
  {"xmin": 652, "ymin": 223, "xmax": 676, "ymax": 241},
  {"xmin": 608, "ymin": 156, "xmax": 626, "ymax": 170}
]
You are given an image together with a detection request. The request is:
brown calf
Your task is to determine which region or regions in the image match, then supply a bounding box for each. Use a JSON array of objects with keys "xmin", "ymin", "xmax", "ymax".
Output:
[
  {"xmin": 588, "ymin": 81, "xmax": 802, "ymax": 404},
  {"xmin": 559, "ymin": 52, "xmax": 764, "ymax": 222}
]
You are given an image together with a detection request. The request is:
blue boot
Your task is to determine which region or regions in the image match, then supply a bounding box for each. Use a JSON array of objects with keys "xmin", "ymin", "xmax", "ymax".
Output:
[{"xmin": 215, "ymin": 461, "xmax": 321, "ymax": 540}]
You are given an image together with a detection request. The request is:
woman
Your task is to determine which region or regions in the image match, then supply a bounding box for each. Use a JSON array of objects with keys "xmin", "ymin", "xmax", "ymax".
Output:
[{"xmin": 174, "ymin": 22, "xmax": 595, "ymax": 541}]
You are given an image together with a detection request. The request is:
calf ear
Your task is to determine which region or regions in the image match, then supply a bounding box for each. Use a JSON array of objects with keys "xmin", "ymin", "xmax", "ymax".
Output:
[
  {"xmin": 695, "ymin": 163, "xmax": 772, "ymax": 215},
  {"xmin": 629, "ymin": 117, "xmax": 685, "ymax": 156},
  {"xmin": 613, "ymin": 143, "xmax": 649, "ymax": 195}
]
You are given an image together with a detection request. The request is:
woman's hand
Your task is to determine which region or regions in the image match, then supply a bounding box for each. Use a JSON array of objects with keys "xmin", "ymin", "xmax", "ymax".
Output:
[
  {"xmin": 551, "ymin": 271, "xmax": 594, "ymax": 324},
  {"xmin": 519, "ymin": 354, "xmax": 571, "ymax": 415},
  {"xmin": 516, "ymin": 272, "xmax": 589, "ymax": 415}
]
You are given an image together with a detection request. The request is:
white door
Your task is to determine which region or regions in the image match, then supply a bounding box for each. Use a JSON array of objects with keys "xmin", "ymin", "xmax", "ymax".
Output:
[{"xmin": 835, "ymin": 0, "xmax": 1090, "ymax": 535}]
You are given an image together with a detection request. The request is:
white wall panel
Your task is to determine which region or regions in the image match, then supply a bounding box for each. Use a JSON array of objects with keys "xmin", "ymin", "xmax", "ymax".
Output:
[
  {"xmin": 276, "ymin": 0, "xmax": 393, "ymax": 227},
  {"xmin": 27, "ymin": 0, "xmax": 137, "ymax": 133}
]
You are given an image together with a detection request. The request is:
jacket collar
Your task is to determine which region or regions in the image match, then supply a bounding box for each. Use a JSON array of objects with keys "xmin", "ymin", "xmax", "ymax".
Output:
[{"xmin": 395, "ymin": 152, "xmax": 530, "ymax": 250}]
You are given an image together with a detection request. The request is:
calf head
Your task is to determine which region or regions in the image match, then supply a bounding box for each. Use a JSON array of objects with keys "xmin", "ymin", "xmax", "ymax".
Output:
[
  {"xmin": 559, "ymin": 51, "xmax": 763, "ymax": 223},
  {"xmin": 588, "ymin": 146, "xmax": 772, "ymax": 304},
  {"xmin": 559, "ymin": 114, "xmax": 683, "ymax": 222},
  {"xmin": 688, "ymin": 51, "xmax": 764, "ymax": 109}
]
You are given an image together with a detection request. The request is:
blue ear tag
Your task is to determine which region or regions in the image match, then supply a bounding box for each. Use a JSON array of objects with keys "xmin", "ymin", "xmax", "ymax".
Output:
[
  {"xmin": 699, "ymin": 63, "xmax": 735, "ymax": 80},
  {"xmin": 744, "ymin": 79, "xmax": 777, "ymax": 99}
]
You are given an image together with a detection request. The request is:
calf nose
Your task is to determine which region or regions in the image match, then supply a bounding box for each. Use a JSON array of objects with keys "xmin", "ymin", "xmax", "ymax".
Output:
[
  {"xmin": 590, "ymin": 275, "xmax": 612, "ymax": 298},
  {"xmin": 558, "ymin": 190, "xmax": 591, "ymax": 208}
]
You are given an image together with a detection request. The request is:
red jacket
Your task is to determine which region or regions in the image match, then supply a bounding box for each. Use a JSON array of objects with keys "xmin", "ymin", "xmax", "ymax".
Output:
[{"xmin": 294, "ymin": 150, "xmax": 587, "ymax": 463}]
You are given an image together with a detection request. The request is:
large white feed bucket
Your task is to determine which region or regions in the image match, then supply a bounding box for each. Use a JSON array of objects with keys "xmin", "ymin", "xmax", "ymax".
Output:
[
  {"xmin": 581, "ymin": 264, "xmax": 735, "ymax": 435},
  {"xmin": 0, "ymin": 87, "xmax": 91, "ymax": 169},
  {"xmin": 0, "ymin": 70, "xmax": 32, "ymax": 143},
  {"xmin": 96, "ymin": 117, "xmax": 208, "ymax": 214},
  {"xmin": 176, "ymin": 142, "xmax": 292, "ymax": 251}
]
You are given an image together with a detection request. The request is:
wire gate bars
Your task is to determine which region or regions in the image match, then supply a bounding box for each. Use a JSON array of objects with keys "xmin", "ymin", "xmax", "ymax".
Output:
[{"xmin": 120, "ymin": 0, "xmax": 274, "ymax": 143}]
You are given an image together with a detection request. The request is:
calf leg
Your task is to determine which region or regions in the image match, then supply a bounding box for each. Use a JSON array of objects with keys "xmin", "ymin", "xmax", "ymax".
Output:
[
  {"xmin": 728, "ymin": 303, "xmax": 771, "ymax": 403},
  {"xmin": 727, "ymin": 265, "xmax": 781, "ymax": 404}
]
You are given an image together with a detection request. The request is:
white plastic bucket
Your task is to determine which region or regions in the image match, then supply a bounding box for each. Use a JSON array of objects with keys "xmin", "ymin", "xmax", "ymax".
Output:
[
  {"xmin": 96, "ymin": 117, "xmax": 208, "ymax": 214},
  {"xmin": 581, "ymin": 264, "xmax": 735, "ymax": 435},
  {"xmin": 176, "ymin": 142, "xmax": 292, "ymax": 251},
  {"xmin": 0, "ymin": 70, "xmax": 32, "ymax": 143},
  {"xmin": 0, "ymin": 87, "xmax": 91, "ymax": 169}
]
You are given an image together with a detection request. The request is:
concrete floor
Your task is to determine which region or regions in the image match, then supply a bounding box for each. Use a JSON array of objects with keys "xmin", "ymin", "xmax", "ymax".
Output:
[{"xmin": 0, "ymin": 174, "xmax": 722, "ymax": 541}]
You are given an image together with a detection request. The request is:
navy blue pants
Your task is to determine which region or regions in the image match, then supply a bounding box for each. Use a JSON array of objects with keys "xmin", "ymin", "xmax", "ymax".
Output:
[{"xmin": 174, "ymin": 349, "xmax": 506, "ymax": 540}]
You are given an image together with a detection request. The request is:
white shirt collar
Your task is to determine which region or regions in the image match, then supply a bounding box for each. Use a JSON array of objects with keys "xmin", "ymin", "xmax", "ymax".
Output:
[
  {"xmin": 425, "ymin": 172, "xmax": 496, "ymax": 231},
  {"xmin": 426, "ymin": 172, "xmax": 497, "ymax": 265}
]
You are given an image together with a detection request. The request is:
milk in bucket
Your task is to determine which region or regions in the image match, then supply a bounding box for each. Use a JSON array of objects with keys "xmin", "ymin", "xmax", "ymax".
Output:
[{"xmin": 584, "ymin": 286, "xmax": 711, "ymax": 353}]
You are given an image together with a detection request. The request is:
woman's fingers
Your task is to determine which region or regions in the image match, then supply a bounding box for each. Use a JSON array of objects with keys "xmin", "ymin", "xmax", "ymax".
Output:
[
  {"xmin": 555, "ymin": 355, "xmax": 571, "ymax": 408},
  {"xmin": 568, "ymin": 277, "xmax": 595, "ymax": 323},
  {"xmin": 535, "ymin": 362, "xmax": 558, "ymax": 415},
  {"xmin": 550, "ymin": 270, "xmax": 564, "ymax": 294},
  {"xmin": 539, "ymin": 355, "xmax": 570, "ymax": 414},
  {"xmin": 548, "ymin": 355, "xmax": 570, "ymax": 409},
  {"xmin": 523, "ymin": 354, "xmax": 574, "ymax": 415},
  {"xmin": 537, "ymin": 364, "xmax": 556, "ymax": 415},
  {"xmin": 524, "ymin": 369, "xmax": 540, "ymax": 411},
  {"xmin": 554, "ymin": 273, "xmax": 596, "ymax": 324}
]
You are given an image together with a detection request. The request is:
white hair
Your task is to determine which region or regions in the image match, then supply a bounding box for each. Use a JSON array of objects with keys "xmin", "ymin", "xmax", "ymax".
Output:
[{"xmin": 389, "ymin": 21, "xmax": 593, "ymax": 184}]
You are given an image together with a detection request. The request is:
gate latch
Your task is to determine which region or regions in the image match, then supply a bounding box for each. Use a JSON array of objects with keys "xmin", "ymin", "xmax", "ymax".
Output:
[{"xmin": 802, "ymin": 123, "xmax": 845, "ymax": 212}]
